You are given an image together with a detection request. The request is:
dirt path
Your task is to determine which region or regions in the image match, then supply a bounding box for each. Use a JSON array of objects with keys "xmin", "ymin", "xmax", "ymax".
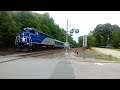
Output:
[{"xmin": 92, "ymin": 48, "xmax": 120, "ymax": 58}]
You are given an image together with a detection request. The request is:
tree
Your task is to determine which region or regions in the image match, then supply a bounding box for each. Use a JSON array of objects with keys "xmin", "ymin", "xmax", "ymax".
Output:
[
  {"xmin": 0, "ymin": 11, "xmax": 20, "ymax": 48},
  {"xmin": 111, "ymin": 30, "xmax": 120, "ymax": 48},
  {"xmin": 78, "ymin": 36, "xmax": 83, "ymax": 47},
  {"xmin": 93, "ymin": 23, "xmax": 120, "ymax": 47},
  {"xmin": 87, "ymin": 35, "xmax": 96, "ymax": 49},
  {"xmin": 71, "ymin": 40, "xmax": 78, "ymax": 48}
]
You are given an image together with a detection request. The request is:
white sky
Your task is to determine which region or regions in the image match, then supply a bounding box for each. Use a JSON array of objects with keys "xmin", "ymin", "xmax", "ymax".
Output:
[{"xmin": 33, "ymin": 11, "xmax": 120, "ymax": 42}]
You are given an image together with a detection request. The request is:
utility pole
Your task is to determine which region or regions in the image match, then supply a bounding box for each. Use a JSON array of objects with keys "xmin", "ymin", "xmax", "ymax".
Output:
[
  {"xmin": 107, "ymin": 34, "xmax": 109, "ymax": 46},
  {"xmin": 65, "ymin": 18, "xmax": 69, "ymax": 56},
  {"xmin": 66, "ymin": 18, "xmax": 68, "ymax": 46}
]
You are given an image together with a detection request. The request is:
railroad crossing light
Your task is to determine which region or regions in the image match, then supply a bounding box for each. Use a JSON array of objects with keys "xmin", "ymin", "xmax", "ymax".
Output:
[
  {"xmin": 70, "ymin": 28, "xmax": 79, "ymax": 34},
  {"xmin": 75, "ymin": 29, "xmax": 79, "ymax": 33},
  {"xmin": 70, "ymin": 28, "xmax": 75, "ymax": 33}
]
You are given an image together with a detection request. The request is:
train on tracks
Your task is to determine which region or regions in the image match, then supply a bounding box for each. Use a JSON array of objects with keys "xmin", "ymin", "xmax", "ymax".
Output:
[{"xmin": 15, "ymin": 27, "xmax": 65, "ymax": 51}]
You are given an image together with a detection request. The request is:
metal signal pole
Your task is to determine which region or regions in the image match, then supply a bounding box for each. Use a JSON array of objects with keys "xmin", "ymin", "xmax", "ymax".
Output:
[
  {"xmin": 65, "ymin": 18, "xmax": 69, "ymax": 56},
  {"xmin": 107, "ymin": 34, "xmax": 109, "ymax": 46},
  {"xmin": 64, "ymin": 18, "xmax": 79, "ymax": 57}
]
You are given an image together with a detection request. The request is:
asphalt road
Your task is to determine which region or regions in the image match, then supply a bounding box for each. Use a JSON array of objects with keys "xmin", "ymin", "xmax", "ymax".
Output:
[{"xmin": 0, "ymin": 57, "xmax": 120, "ymax": 79}]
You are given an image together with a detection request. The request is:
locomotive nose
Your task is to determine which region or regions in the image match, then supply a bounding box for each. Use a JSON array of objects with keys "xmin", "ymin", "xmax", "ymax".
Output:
[{"xmin": 22, "ymin": 37, "xmax": 26, "ymax": 42}]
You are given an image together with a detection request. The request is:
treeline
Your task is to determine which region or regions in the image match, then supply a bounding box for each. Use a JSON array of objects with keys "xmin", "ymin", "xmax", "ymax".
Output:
[
  {"xmin": 0, "ymin": 11, "xmax": 75, "ymax": 48},
  {"xmin": 78, "ymin": 23, "xmax": 120, "ymax": 48}
]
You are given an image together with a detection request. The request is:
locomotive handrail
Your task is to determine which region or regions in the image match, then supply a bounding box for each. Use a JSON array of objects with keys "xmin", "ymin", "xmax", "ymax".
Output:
[
  {"xmin": 15, "ymin": 36, "xmax": 20, "ymax": 46},
  {"xmin": 15, "ymin": 37, "xmax": 17, "ymax": 46},
  {"xmin": 29, "ymin": 34, "xmax": 32, "ymax": 46}
]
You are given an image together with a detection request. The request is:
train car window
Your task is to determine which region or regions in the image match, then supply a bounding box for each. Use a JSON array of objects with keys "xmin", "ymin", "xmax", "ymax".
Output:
[
  {"xmin": 38, "ymin": 32, "xmax": 41, "ymax": 36},
  {"xmin": 55, "ymin": 41, "xmax": 57, "ymax": 45},
  {"xmin": 23, "ymin": 30, "xmax": 26, "ymax": 32}
]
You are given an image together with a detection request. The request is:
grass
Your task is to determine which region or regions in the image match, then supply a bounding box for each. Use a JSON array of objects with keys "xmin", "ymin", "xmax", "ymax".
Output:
[
  {"xmin": 112, "ymin": 49, "xmax": 120, "ymax": 51},
  {"xmin": 86, "ymin": 49, "xmax": 120, "ymax": 61}
]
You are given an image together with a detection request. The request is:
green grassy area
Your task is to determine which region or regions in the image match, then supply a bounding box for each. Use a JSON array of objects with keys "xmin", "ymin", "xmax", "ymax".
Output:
[
  {"xmin": 112, "ymin": 49, "xmax": 120, "ymax": 51},
  {"xmin": 88, "ymin": 49, "xmax": 120, "ymax": 61},
  {"xmin": 76, "ymin": 48, "xmax": 120, "ymax": 61}
]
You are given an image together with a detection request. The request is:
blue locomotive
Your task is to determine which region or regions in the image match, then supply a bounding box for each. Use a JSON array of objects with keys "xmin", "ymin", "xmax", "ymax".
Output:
[{"xmin": 15, "ymin": 27, "xmax": 65, "ymax": 51}]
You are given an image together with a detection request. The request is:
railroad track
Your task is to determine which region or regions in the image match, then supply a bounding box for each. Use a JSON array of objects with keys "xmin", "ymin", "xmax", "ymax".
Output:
[
  {"xmin": 0, "ymin": 48, "xmax": 60, "ymax": 58},
  {"xmin": 0, "ymin": 49, "xmax": 64, "ymax": 64}
]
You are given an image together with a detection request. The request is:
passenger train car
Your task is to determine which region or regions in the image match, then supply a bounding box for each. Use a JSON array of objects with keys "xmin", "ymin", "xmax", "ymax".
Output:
[{"xmin": 15, "ymin": 27, "xmax": 64, "ymax": 51}]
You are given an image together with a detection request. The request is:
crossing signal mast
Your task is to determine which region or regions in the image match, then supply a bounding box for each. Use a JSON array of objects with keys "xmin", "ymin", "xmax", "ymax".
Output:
[{"xmin": 65, "ymin": 18, "xmax": 79, "ymax": 57}]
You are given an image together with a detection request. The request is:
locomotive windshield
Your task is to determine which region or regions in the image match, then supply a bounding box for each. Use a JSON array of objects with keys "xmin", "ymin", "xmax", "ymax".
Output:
[
  {"xmin": 29, "ymin": 30, "xmax": 35, "ymax": 34},
  {"xmin": 23, "ymin": 30, "xmax": 26, "ymax": 32}
]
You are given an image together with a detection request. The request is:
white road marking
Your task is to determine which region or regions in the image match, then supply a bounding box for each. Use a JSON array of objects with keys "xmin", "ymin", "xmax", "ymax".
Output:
[
  {"xmin": 94, "ymin": 63, "xmax": 104, "ymax": 65},
  {"xmin": 69, "ymin": 60, "xmax": 105, "ymax": 65}
]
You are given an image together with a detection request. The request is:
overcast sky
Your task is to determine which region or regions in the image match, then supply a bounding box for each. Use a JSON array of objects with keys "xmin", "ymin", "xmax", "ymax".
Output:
[{"xmin": 33, "ymin": 11, "xmax": 120, "ymax": 42}]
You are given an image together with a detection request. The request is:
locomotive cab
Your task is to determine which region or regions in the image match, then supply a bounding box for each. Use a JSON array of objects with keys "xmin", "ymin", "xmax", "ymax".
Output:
[{"xmin": 15, "ymin": 27, "xmax": 33, "ymax": 51}]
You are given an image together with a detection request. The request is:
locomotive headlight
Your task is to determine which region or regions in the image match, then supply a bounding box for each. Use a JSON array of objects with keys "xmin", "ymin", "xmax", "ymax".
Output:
[{"xmin": 22, "ymin": 33, "xmax": 24, "ymax": 36}]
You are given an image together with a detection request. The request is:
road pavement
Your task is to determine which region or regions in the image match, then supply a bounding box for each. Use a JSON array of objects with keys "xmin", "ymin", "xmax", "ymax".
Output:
[{"xmin": 0, "ymin": 57, "xmax": 120, "ymax": 79}]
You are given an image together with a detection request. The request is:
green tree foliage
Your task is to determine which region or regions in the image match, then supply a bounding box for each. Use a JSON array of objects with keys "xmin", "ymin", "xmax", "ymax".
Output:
[
  {"xmin": 0, "ymin": 11, "xmax": 75, "ymax": 48},
  {"xmin": 0, "ymin": 11, "xmax": 20, "ymax": 48},
  {"xmin": 93, "ymin": 23, "xmax": 120, "ymax": 47},
  {"xmin": 87, "ymin": 34, "xmax": 96, "ymax": 49},
  {"xmin": 78, "ymin": 36, "xmax": 83, "ymax": 47},
  {"xmin": 78, "ymin": 23, "xmax": 120, "ymax": 49},
  {"xmin": 71, "ymin": 40, "xmax": 78, "ymax": 48},
  {"xmin": 111, "ymin": 30, "xmax": 120, "ymax": 48}
]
